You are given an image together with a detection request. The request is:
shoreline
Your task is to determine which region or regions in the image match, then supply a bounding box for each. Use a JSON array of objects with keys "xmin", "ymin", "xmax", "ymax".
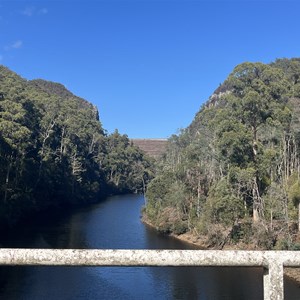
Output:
[{"xmin": 141, "ymin": 216, "xmax": 300, "ymax": 285}]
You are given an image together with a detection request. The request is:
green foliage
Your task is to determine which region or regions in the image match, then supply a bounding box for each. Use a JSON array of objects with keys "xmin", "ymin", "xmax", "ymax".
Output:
[
  {"xmin": 216, "ymin": 119, "xmax": 253, "ymax": 167},
  {"xmin": 0, "ymin": 66, "xmax": 154, "ymax": 227},
  {"xmin": 205, "ymin": 178, "xmax": 244, "ymax": 226},
  {"xmin": 172, "ymin": 219, "xmax": 188, "ymax": 235},
  {"xmin": 287, "ymin": 173, "xmax": 300, "ymax": 205},
  {"xmin": 144, "ymin": 172, "xmax": 176, "ymax": 221},
  {"xmin": 263, "ymin": 183, "xmax": 287, "ymax": 222},
  {"xmin": 145, "ymin": 58, "xmax": 300, "ymax": 249},
  {"xmin": 230, "ymin": 220, "xmax": 253, "ymax": 244},
  {"xmin": 104, "ymin": 130, "xmax": 154, "ymax": 193}
]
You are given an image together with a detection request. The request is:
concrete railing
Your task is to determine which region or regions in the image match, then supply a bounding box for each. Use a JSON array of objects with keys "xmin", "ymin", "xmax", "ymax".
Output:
[{"xmin": 0, "ymin": 249, "xmax": 299, "ymax": 300}]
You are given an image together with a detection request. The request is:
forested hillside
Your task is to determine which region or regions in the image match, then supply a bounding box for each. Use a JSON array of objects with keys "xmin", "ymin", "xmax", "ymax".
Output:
[
  {"xmin": 0, "ymin": 66, "xmax": 153, "ymax": 228},
  {"xmin": 145, "ymin": 58, "xmax": 300, "ymax": 250}
]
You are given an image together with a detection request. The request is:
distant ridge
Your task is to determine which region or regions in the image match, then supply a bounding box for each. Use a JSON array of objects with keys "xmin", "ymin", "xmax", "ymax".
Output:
[{"xmin": 131, "ymin": 138, "xmax": 168, "ymax": 159}]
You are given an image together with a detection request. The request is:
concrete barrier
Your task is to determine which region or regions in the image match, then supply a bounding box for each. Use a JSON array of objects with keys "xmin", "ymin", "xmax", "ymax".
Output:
[{"xmin": 0, "ymin": 249, "xmax": 299, "ymax": 300}]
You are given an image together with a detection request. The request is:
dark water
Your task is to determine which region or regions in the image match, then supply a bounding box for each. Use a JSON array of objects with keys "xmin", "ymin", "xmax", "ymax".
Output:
[{"xmin": 0, "ymin": 194, "xmax": 299, "ymax": 299}]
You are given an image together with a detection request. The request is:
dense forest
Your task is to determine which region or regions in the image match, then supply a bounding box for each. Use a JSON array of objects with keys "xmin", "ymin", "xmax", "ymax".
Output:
[
  {"xmin": 145, "ymin": 58, "xmax": 300, "ymax": 250},
  {"xmin": 0, "ymin": 66, "xmax": 153, "ymax": 228}
]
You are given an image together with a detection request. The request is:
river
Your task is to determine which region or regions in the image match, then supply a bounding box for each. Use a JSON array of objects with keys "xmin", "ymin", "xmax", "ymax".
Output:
[{"xmin": 0, "ymin": 194, "xmax": 299, "ymax": 299}]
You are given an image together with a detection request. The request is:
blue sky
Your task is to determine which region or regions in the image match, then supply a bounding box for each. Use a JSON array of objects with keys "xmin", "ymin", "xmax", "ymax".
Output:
[{"xmin": 0, "ymin": 0, "xmax": 300, "ymax": 138}]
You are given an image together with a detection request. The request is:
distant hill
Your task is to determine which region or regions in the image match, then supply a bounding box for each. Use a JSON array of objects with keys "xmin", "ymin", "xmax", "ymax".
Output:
[
  {"xmin": 29, "ymin": 79, "xmax": 98, "ymax": 114},
  {"xmin": 131, "ymin": 139, "xmax": 168, "ymax": 158}
]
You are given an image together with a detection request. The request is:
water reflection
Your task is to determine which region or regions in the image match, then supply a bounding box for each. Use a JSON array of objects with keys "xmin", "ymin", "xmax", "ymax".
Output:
[{"xmin": 0, "ymin": 194, "xmax": 298, "ymax": 299}]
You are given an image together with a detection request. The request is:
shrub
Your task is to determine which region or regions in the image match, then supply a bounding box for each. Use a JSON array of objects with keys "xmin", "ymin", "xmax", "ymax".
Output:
[{"xmin": 172, "ymin": 220, "xmax": 188, "ymax": 235}]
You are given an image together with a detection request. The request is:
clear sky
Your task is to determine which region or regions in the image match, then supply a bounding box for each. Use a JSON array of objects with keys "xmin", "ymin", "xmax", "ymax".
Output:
[{"xmin": 0, "ymin": 0, "xmax": 300, "ymax": 138}]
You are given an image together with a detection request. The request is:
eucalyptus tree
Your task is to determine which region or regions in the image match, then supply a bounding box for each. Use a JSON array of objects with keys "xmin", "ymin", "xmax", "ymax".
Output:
[
  {"xmin": 0, "ymin": 66, "xmax": 154, "ymax": 227},
  {"xmin": 225, "ymin": 62, "xmax": 291, "ymax": 222},
  {"xmin": 145, "ymin": 58, "xmax": 300, "ymax": 248}
]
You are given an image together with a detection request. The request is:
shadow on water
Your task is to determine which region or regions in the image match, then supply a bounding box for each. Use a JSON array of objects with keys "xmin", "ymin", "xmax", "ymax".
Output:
[{"xmin": 0, "ymin": 194, "xmax": 299, "ymax": 299}]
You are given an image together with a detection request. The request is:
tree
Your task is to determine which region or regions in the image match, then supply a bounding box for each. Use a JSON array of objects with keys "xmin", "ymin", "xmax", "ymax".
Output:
[
  {"xmin": 144, "ymin": 58, "xmax": 300, "ymax": 249},
  {"xmin": 226, "ymin": 62, "xmax": 290, "ymax": 222},
  {"xmin": 0, "ymin": 65, "xmax": 154, "ymax": 227}
]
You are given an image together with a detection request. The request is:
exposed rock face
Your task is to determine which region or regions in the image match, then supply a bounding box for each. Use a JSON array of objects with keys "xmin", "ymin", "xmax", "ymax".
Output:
[{"xmin": 131, "ymin": 139, "xmax": 167, "ymax": 159}]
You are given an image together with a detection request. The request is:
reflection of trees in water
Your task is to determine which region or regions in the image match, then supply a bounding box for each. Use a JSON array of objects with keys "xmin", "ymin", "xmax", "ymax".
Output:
[{"xmin": 0, "ymin": 195, "xmax": 298, "ymax": 299}]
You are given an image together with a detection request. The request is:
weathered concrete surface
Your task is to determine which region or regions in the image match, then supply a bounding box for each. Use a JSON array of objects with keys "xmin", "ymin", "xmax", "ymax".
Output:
[
  {"xmin": 131, "ymin": 139, "xmax": 167, "ymax": 159},
  {"xmin": 264, "ymin": 262, "xmax": 284, "ymax": 300},
  {"xmin": 0, "ymin": 249, "xmax": 299, "ymax": 300},
  {"xmin": 0, "ymin": 249, "xmax": 299, "ymax": 267}
]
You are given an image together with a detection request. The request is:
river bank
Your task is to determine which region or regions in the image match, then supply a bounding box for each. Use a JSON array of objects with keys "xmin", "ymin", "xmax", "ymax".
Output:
[
  {"xmin": 141, "ymin": 216, "xmax": 300, "ymax": 286},
  {"xmin": 1, "ymin": 194, "xmax": 277, "ymax": 300}
]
